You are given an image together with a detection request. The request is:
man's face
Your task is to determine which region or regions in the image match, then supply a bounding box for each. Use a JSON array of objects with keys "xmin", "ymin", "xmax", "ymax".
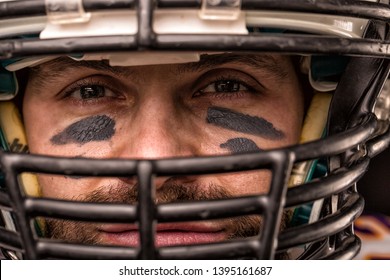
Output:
[{"xmin": 22, "ymin": 53, "xmax": 304, "ymax": 247}]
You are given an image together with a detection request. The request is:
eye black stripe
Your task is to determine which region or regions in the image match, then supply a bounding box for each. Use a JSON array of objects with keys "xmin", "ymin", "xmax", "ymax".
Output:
[{"xmin": 207, "ymin": 107, "xmax": 284, "ymax": 140}]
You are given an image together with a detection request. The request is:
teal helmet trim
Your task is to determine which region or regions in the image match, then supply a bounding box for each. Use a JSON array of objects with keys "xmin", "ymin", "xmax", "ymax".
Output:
[
  {"xmin": 289, "ymin": 158, "xmax": 328, "ymax": 227},
  {"xmin": 311, "ymin": 56, "xmax": 350, "ymax": 83},
  {"xmin": 0, "ymin": 67, "xmax": 18, "ymax": 99}
]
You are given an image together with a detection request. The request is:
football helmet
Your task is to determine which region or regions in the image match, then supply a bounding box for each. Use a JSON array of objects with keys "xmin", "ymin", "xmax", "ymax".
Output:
[{"xmin": 0, "ymin": 0, "xmax": 389, "ymax": 259}]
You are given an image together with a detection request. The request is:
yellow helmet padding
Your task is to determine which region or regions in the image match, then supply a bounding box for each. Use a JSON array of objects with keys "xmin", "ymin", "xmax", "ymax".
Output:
[
  {"xmin": 0, "ymin": 101, "xmax": 41, "ymax": 197},
  {"xmin": 288, "ymin": 92, "xmax": 332, "ymax": 187}
]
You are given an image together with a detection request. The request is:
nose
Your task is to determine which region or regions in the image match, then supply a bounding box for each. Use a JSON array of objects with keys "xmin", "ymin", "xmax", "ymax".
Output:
[
  {"xmin": 124, "ymin": 95, "xmax": 198, "ymax": 190},
  {"xmin": 133, "ymin": 103, "xmax": 187, "ymax": 159},
  {"xmin": 115, "ymin": 92, "xmax": 198, "ymax": 160}
]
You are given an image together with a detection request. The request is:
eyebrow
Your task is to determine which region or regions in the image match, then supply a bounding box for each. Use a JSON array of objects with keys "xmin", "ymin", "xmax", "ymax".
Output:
[
  {"xmin": 29, "ymin": 57, "xmax": 129, "ymax": 88},
  {"xmin": 29, "ymin": 53, "xmax": 290, "ymax": 87},
  {"xmin": 179, "ymin": 53, "xmax": 290, "ymax": 79}
]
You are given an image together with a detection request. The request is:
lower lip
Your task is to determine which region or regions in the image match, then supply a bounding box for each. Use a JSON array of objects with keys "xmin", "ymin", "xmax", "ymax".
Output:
[{"xmin": 100, "ymin": 230, "xmax": 227, "ymax": 247}]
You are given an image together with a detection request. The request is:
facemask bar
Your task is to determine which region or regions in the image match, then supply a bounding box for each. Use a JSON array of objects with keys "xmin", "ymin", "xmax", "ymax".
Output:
[
  {"xmin": 1, "ymin": 0, "xmax": 389, "ymax": 20},
  {"xmin": 1, "ymin": 149, "xmax": 293, "ymax": 259},
  {"xmin": 0, "ymin": 0, "xmax": 390, "ymax": 58},
  {"xmin": 1, "ymin": 0, "xmax": 390, "ymax": 260},
  {"xmin": 0, "ymin": 112, "xmax": 379, "ymax": 259}
]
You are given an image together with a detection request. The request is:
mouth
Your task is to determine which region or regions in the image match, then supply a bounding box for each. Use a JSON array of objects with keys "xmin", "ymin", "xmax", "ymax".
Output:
[{"xmin": 98, "ymin": 223, "xmax": 227, "ymax": 247}]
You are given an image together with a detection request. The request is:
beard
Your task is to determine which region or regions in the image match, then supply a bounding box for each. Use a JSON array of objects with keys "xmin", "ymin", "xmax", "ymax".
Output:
[{"xmin": 45, "ymin": 179, "xmax": 289, "ymax": 258}]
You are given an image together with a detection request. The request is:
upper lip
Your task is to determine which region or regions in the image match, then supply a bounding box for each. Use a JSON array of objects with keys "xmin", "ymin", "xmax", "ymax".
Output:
[{"xmin": 99, "ymin": 223, "xmax": 223, "ymax": 233}]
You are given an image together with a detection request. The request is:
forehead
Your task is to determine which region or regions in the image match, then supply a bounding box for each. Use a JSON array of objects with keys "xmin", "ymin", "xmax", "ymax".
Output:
[{"xmin": 28, "ymin": 53, "xmax": 293, "ymax": 81}]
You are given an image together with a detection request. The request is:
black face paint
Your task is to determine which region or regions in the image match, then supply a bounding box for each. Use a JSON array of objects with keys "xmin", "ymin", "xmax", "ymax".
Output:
[
  {"xmin": 51, "ymin": 115, "xmax": 115, "ymax": 145},
  {"xmin": 220, "ymin": 138, "xmax": 262, "ymax": 154},
  {"xmin": 207, "ymin": 107, "xmax": 284, "ymax": 140}
]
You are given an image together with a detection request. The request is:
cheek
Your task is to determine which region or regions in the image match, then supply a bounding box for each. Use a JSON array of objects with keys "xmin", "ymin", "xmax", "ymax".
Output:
[
  {"xmin": 23, "ymin": 116, "xmax": 51, "ymax": 155},
  {"xmin": 262, "ymin": 100, "xmax": 303, "ymax": 148},
  {"xmin": 38, "ymin": 175, "xmax": 75, "ymax": 199},
  {"xmin": 214, "ymin": 170, "xmax": 272, "ymax": 196},
  {"xmin": 39, "ymin": 176, "xmax": 109, "ymax": 200},
  {"xmin": 25, "ymin": 116, "xmax": 116, "ymax": 158}
]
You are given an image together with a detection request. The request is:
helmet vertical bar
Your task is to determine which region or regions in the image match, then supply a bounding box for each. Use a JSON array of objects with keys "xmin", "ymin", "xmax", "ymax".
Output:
[
  {"xmin": 256, "ymin": 151, "xmax": 293, "ymax": 259},
  {"xmin": 137, "ymin": 0, "xmax": 155, "ymax": 48},
  {"xmin": 137, "ymin": 160, "xmax": 156, "ymax": 259},
  {"xmin": 1, "ymin": 154, "xmax": 36, "ymax": 259}
]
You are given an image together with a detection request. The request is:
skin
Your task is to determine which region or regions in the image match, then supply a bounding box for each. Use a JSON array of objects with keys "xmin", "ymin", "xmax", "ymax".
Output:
[{"xmin": 22, "ymin": 53, "xmax": 305, "ymax": 248}]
